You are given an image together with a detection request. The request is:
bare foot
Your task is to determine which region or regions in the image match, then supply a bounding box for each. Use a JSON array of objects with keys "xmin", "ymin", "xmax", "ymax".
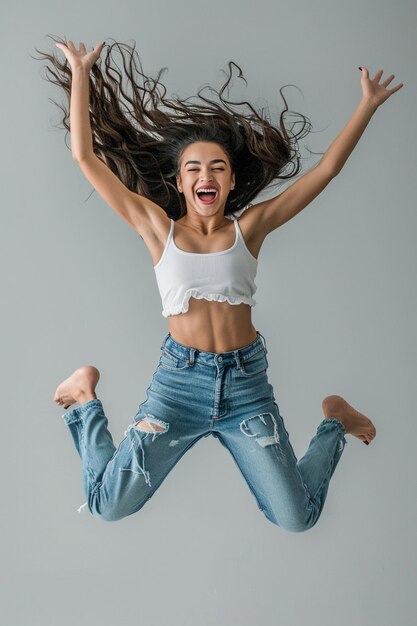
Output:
[
  {"xmin": 322, "ymin": 394, "xmax": 376, "ymax": 445},
  {"xmin": 53, "ymin": 365, "xmax": 100, "ymax": 410}
]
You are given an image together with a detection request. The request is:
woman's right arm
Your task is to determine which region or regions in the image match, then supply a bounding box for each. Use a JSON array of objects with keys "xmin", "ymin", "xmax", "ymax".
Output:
[
  {"xmin": 56, "ymin": 41, "xmax": 167, "ymax": 234},
  {"xmin": 69, "ymin": 65, "xmax": 94, "ymax": 161}
]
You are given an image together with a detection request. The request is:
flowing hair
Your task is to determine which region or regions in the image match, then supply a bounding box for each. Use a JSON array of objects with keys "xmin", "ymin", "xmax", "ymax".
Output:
[{"xmin": 33, "ymin": 35, "xmax": 321, "ymax": 220}]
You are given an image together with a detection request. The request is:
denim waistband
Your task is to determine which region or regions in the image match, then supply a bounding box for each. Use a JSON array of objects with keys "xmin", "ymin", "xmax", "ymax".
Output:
[{"xmin": 160, "ymin": 330, "xmax": 268, "ymax": 367}]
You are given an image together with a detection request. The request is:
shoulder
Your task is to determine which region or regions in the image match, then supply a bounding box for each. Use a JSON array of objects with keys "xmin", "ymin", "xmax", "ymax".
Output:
[
  {"xmin": 233, "ymin": 204, "xmax": 266, "ymax": 260},
  {"xmin": 234, "ymin": 203, "xmax": 259, "ymax": 239},
  {"xmin": 135, "ymin": 202, "xmax": 172, "ymax": 267}
]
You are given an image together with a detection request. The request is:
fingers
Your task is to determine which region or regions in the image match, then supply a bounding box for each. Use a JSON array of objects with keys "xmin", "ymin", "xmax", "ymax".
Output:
[
  {"xmin": 360, "ymin": 67, "xmax": 404, "ymax": 94},
  {"xmin": 55, "ymin": 40, "xmax": 105, "ymax": 54},
  {"xmin": 374, "ymin": 69, "xmax": 397, "ymax": 85},
  {"xmin": 370, "ymin": 68, "xmax": 403, "ymax": 89},
  {"xmin": 55, "ymin": 40, "xmax": 73, "ymax": 52},
  {"xmin": 382, "ymin": 74, "xmax": 395, "ymax": 87},
  {"xmin": 388, "ymin": 81, "xmax": 404, "ymax": 93}
]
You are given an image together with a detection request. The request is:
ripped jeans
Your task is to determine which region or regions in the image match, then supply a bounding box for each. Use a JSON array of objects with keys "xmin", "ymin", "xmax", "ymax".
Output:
[{"xmin": 61, "ymin": 330, "xmax": 347, "ymax": 532}]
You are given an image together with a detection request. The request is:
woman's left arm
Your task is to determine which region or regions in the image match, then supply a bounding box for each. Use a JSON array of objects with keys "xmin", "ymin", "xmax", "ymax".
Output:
[
  {"xmin": 253, "ymin": 67, "xmax": 404, "ymax": 237},
  {"xmin": 321, "ymin": 67, "xmax": 404, "ymax": 175}
]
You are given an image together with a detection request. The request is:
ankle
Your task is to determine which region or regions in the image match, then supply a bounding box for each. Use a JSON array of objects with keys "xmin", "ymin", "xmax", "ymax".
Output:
[
  {"xmin": 326, "ymin": 414, "xmax": 347, "ymax": 429},
  {"xmin": 75, "ymin": 391, "xmax": 97, "ymax": 405},
  {"xmin": 325, "ymin": 414, "xmax": 348, "ymax": 433}
]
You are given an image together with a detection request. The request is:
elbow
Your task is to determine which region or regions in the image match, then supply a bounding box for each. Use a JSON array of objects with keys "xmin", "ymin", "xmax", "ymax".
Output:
[
  {"xmin": 72, "ymin": 152, "xmax": 94, "ymax": 164},
  {"xmin": 329, "ymin": 167, "xmax": 341, "ymax": 178},
  {"xmin": 318, "ymin": 160, "xmax": 339, "ymax": 179},
  {"xmin": 322, "ymin": 165, "xmax": 339, "ymax": 180}
]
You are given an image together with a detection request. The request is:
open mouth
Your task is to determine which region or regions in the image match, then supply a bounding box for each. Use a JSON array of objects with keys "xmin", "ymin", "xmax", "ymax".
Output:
[{"xmin": 196, "ymin": 190, "xmax": 219, "ymax": 205}]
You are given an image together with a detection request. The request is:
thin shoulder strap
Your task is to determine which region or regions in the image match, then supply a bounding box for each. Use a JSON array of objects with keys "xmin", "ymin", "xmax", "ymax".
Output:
[
  {"xmin": 169, "ymin": 218, "xmax": 174, "ymax": 236},
  {"xmin": 163, "ymin": 218, "xmax": 174, "ymax": 249},
  {"xmin": 231, "ymin": 213, "xmax": 240, "ymax": 233}
]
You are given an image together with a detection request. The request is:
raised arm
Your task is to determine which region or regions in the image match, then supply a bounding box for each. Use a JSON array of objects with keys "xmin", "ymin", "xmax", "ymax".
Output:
[
  {"xmin": 55, "ymin": 40, "xmax": 166, "ymax": 234},
  {"xmin": 255, "ymin": 66, "xmax": 404, "ymax": 237}
]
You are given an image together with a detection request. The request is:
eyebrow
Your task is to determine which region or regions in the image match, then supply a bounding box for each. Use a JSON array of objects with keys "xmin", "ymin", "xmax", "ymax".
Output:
[{"xmin": 184, "ymin": 159, "xmax": 228, "ymax": 167}]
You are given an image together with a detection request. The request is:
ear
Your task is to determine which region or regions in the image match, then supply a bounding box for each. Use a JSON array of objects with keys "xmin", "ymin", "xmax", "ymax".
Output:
[
  {"xmin": 231, "ymin": 172, "xmax": 236, "ymax": 190},
  {"xmin": 176, "ymin": 175, "xmax": 182, "ymax": 193}
]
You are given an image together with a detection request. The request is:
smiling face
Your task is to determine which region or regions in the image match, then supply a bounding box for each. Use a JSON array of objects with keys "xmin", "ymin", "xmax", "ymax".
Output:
[{"xmin": 176, "ymin": 142, "xmax": 236, "ymax": 218}]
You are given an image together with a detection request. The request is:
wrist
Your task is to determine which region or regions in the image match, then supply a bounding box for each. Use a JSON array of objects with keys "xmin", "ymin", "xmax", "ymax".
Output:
[
  {"xmin": 360, "ymin": 97, "xmax": 378, "ymax": 113},
  {"xmin": 71, "ymin": 64, "xmax": 90, "ymax": 78}
]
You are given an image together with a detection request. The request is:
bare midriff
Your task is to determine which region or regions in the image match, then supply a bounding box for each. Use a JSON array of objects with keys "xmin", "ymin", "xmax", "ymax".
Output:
[{"xmin": 167, "ymin": 297, "xmax": 258, "ymax": 353}]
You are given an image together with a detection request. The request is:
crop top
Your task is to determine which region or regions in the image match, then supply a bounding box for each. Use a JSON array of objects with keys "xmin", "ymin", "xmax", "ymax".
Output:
[{"xmin": 153, "ymin": 214, "xmax": 258, "ymax": 317}]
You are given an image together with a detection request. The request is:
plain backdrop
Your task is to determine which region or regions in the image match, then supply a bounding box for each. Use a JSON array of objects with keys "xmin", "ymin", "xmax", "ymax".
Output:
[{"xmin": 1, "ymin": 1, "xmax": 416, "ymax": 625}]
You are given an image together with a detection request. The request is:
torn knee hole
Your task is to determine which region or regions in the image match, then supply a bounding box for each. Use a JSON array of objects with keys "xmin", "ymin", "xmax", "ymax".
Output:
[
  {"xmin": 240, "ymin": 412, "xmax": 280, "ymax": 447},
  {"xmin": 135, "ymin": 416, "xmax": 168, "ymax": 433}
]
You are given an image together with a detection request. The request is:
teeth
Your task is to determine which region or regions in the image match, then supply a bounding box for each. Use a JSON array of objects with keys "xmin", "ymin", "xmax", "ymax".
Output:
[{"xmin": 197, "ymin": 188, "xmax": 218, "ymax": 193}]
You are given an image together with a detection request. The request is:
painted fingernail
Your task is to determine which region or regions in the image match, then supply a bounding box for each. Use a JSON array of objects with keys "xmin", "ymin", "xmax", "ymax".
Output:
[
  {"xmin": 358, "ymin": 67, "xmax": 362, "ymax": 71},
  {"xmin": 364, "ymin": 441, "xmax": 369, "ymax": 445}
]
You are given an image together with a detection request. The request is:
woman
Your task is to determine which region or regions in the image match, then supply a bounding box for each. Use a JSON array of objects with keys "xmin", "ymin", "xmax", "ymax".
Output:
[{"xmin": 38, "ymin": 37, "xmax": 402, "ymax": 529}]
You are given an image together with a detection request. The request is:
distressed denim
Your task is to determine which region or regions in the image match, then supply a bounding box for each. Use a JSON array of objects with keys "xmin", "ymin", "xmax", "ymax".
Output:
[{"xmin": 62, "ymin": 330, "xmax": 347, "ymax": 532}]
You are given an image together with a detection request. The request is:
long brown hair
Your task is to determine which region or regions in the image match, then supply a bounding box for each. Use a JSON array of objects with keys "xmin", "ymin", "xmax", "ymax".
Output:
[{"xmin": 33, "ymin": 35, "xmax": 320, "ymax": 219}]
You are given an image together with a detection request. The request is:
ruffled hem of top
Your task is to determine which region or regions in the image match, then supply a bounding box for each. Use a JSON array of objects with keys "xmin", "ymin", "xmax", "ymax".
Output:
[{"xmin": 163, "ymin": 291, "xmax": 256, "ymax": 317}]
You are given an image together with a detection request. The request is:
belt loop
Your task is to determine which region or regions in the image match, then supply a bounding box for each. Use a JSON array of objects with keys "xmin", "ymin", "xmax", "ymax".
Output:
[
  {"xmin": 257, "ymin": 330, "xmax": 268, "ymax": 354},
  {"xmin": 189, "ymin": 347, "xmax": 196, "ymax": 365},
  {"xmin": 160, "ymin": 332, "xmax": 170, "ymax": 350},
  {"xmin": 233, "ymin": 348, "xmax": 242, "ymax": 369}
]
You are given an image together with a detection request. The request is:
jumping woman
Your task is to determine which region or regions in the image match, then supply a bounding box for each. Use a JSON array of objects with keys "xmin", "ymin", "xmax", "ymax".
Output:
[{"xmin": 37, "ymin": 37, "xmax": 403, "ymax": 530}]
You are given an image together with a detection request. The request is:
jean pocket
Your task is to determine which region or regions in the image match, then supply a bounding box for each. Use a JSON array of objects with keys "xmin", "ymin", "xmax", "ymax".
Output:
[
  {"xmin": 237, "ymin": 350, "xmax": 268, "ymax": 377},
  {"xmin": 159, "ymin": 347, "xmax": 193, "ymax": 370}
]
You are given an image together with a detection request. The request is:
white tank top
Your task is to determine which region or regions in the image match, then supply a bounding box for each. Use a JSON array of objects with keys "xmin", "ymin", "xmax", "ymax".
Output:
[{"xmin": 153, "ymin": 214, "xmax": 258, "ymax": 317}]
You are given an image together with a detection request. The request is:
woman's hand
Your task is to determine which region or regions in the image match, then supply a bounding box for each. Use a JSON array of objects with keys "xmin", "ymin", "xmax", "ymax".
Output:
[
  {"xmin": 359, "ymin": 66, "xmax": 404, "ymax": 109},
  {"xmin": 55, "ymin": 40, "xmax": 105, "ymax": 73}
]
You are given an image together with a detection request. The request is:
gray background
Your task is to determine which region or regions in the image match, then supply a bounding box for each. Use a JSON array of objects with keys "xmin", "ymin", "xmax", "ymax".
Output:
[{"xmin": 1, "ymin": 1, "xmax": 416, "ymax": 624}]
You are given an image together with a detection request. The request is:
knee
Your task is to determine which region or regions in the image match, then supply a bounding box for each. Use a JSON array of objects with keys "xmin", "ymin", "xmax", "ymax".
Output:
[
  {"xmin": 89, "ymin": 501, "xmax": 125, "ymax": 522},
  {"xmin": 282, "ymin": 520, "xmax": 317, "ymax": 533},
  {"xmin": 262, "ymin": 509, "xmax": 318, "ymax": 533},
  {"xmin": 269, "ymin": 518, "xmax": 317, "ymax": 533},
  {"xmin": 93, "ymin": 509, "xmax": 124, "ymax": 522},
  {"xmin": 89, "ymin": 496, "xmax": 145, "ymax": 522}
]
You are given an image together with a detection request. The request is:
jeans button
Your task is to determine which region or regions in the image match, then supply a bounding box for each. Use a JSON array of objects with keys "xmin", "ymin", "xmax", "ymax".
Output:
[{"xmin": 218, "ymin": 356, "xmax": 222, "ymax": 362}]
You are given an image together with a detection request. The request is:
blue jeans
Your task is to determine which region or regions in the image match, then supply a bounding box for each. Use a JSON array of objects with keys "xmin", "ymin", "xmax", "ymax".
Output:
[{"xmin": 62, "ymin": 330, "xmax": 347, "ymax": 532}]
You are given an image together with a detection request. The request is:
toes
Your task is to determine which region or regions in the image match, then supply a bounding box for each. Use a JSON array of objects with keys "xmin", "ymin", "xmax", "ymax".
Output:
[{"xmin": 365, "ymin": 431, "xmax": 375, "ymax": 445}]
